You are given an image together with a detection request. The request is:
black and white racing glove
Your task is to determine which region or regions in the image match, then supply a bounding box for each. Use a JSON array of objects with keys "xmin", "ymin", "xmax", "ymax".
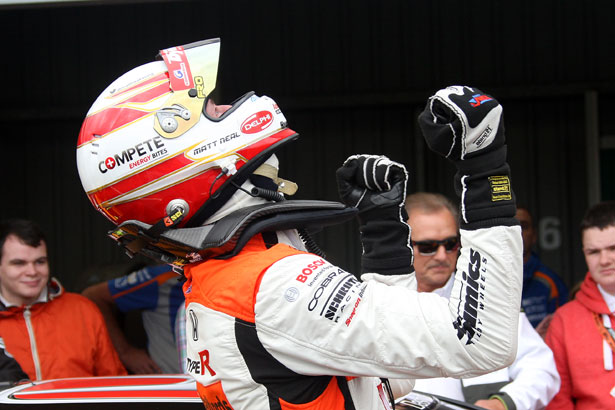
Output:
[
  {"xmin": 336, "ymin": 155, "xmax": 413, "ymax": 275},
  {"xmin": 418, "ymin": 85, "xmax": 517, "ymax": 229}
]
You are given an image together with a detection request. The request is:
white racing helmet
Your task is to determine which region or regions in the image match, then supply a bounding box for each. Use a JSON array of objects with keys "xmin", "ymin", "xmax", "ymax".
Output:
[{"xmin": 77, "ymin": 38, "xmax": 298, "ymax": 229}]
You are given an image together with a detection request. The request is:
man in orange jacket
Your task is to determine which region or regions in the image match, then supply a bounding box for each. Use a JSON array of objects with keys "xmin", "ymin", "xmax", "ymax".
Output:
[{"xmin": 0, "ymin": 218, "xmax": 126, "ymax": 380}]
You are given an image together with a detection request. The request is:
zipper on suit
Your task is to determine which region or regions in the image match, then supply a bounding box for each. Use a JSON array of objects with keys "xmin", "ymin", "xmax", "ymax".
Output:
[{"xmin": 23, "ymin": 307, "xmax": 42, "ymax": 380}]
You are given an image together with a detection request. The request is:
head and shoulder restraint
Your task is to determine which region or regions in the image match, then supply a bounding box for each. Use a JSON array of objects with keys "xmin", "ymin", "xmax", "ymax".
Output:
[{"xmin": 77, "ymin": 38, "xmax": 356, "ymax": 273}]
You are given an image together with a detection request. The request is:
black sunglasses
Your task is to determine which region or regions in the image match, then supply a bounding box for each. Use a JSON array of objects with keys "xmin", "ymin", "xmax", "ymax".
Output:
[{"xmin": 412, "ymin": 236, "xmax": 460, "ymax": 256}]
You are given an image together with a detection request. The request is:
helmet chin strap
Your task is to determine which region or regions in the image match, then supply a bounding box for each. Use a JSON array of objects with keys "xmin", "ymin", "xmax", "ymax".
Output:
[
  {"xmin": 203, "ymin": 157, "xmax": 297, "ymax": 225},
  {"xmin": 251, "ymin": 162, "xmax": 298, "ymax": 196}
]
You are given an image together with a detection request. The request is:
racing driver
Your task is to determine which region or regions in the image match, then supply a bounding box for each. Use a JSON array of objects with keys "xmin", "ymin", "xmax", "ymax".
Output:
[{"xmin": 76, "ymin": 38, "xmax": 522, "ymax": 410}]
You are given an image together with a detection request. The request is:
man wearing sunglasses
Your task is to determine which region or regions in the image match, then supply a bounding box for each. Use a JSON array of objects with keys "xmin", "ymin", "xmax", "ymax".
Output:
[
  {"xmin": 405, "ymin": 192, "xmax": 560, "ymax": 410},
  {"xmin": 406, "ymin": 193, "xmax": 461, "ymax": 294}
]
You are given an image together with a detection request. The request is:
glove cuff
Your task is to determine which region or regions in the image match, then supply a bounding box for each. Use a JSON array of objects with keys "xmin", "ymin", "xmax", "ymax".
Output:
[
  {"xmin": 454, "ymin": 146, "xmax": 517, "ymax": 229},
  {"xmin": 358, "ymin": 207, "xmax": 413, "ymax": 275}
]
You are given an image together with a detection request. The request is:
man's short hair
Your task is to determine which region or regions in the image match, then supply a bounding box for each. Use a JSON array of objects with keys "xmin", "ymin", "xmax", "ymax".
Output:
[
  {"xmin": 405, "ymin": 192, "xmax": 459, "ymax": 224},
  {"xmin": 0, "ymin": 219, "xmax": 47, "ymax": 260},
  {"xmin": 580, "ymin": 201, "xmax": 615, "ymax": 234}
]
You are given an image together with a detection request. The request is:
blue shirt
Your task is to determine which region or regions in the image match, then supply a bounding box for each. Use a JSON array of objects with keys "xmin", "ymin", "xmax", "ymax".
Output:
[
  {"xmin": 108, "ymin": 265, "xmax": 184, "ymax": 373},
  {"xmin": 521, "ymin": 253, "xmax": 568, "ymax": 328}
]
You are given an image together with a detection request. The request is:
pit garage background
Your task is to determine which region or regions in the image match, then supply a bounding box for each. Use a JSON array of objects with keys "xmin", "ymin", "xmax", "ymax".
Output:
[{"xmin": 1, "ymin": 0, "xmax": 614, "ymax": 292}]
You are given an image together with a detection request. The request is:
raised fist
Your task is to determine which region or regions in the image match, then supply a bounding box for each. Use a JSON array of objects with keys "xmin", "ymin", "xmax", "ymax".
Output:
[
  {"xmin": 336, "ymin": 154, "xmax": 412, "ymax": 275},
  {"xmin": 336, "ymin": 154, "xmax": 408, "ymax": 214},
  {"xmin": 418, "ymin": 85, "xmax": 504, "ymax": 162}
]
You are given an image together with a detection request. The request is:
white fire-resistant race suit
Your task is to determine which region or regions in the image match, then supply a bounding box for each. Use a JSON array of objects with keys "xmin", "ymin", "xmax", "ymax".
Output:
[
  {"xmin": 183, "ymin": 223, "xmax": 521, "ymax": 409},
  {"xmin": 182, "ymin": 85, "xmax": 523, "ymax": 410}
]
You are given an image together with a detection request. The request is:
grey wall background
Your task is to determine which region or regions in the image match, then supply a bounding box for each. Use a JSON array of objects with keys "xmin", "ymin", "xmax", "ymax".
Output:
[{"xmin": 1, "ymin": 0, "xmax": 613, "ymax": 292}]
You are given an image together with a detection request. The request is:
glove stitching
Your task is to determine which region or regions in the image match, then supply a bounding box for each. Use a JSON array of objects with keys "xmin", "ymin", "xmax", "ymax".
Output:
[
  {"xmin": 362, "ymin": 159, "xmax": 373, "ymax": 191},
  {"xmin": 373, "ymin": 158, "xmax": 383, "ymax": 191},
  {"xmin": 354, "ymin": 189, "xmax": 367, "ymax": 208},
  {"xmin": 446, "ymin": 123, "xmax": 456, "ymax": 159},
  {"xmin": 460, "ymin": 174, "xmax": 469, "ymax": 224},
  {"xmin": 434, "ymin": 94, "xmax": 468, "ymax": 159},
  {"xmin": 383, "ymin": 164, "xmax": 391, "ymax": 191}
]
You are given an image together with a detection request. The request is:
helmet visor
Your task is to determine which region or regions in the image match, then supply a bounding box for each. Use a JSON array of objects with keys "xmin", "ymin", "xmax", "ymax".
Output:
[{"xmin": 158, "ymin": 38, "xmax": 220, "ymax": 98}]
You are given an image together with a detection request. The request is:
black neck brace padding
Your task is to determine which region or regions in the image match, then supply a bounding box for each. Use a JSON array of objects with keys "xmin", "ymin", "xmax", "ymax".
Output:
[{"xmin": 109, "ymin": 200, "xmax": 358, "ymax": 270}]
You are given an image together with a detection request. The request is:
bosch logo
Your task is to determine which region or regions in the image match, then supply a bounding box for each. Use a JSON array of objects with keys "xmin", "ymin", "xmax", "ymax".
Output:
[
  {"xmin": 296, "ymin": 259, "xmax": 326, "ymax": 283},
  {"xmin": 241, "ymin": 111, "xmax": 273, "ymax": 134},
  {"xmin": 98, "ymin": 136, "xmax": 166, "ymax": 174}
]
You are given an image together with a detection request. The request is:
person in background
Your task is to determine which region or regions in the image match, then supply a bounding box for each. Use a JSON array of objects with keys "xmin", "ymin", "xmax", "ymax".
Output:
[
  {"xmin": 0, "ymin": 218, "xmax": 126, "ymax": 380},
  {"xmin": 83, "ymin": 264, "xmax": 185, "ymax": 374},
  {"xmin": 546, "ymin": 201, "xmax": 615, "ymax": 409},
  {"xmin": 516, "ymin": 206, "xmax": 568, "ymax": 337},
  {"xmin": 174, "ymin": 302, "xmax": 187, "ymax": 373},
  {"xmin": 0, "ymin": 336, "xmax": 27, "ymax": 384},
  {"xmin": 407, "ymin": 193, "xmax": 559, "ymax": 410}
]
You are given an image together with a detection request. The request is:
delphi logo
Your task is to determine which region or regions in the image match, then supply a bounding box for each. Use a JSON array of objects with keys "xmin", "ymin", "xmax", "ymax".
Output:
[
  {"xmin": 241, "ymin": 111, "xmax": 273, "ymax": 134},
  {"xmin": 453, "ymin": 248, "xmax": 485, "ymax": 345}
]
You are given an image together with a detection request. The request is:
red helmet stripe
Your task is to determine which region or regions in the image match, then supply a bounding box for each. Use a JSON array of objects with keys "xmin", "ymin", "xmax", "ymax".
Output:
[
  {"xmin": 109, "ymin": 72, "xmax": 169, "ymax": 99},
  {"xmin": 86, "ymin": 128, "xmax": 296, "ymax": 224},
  {"xmin": 89, "ymin": 151, "xmax": 194, "ymax": 201},
  {"xmin": 78, "ymin": 81, "xmax": 171, "ymax": 146}
]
